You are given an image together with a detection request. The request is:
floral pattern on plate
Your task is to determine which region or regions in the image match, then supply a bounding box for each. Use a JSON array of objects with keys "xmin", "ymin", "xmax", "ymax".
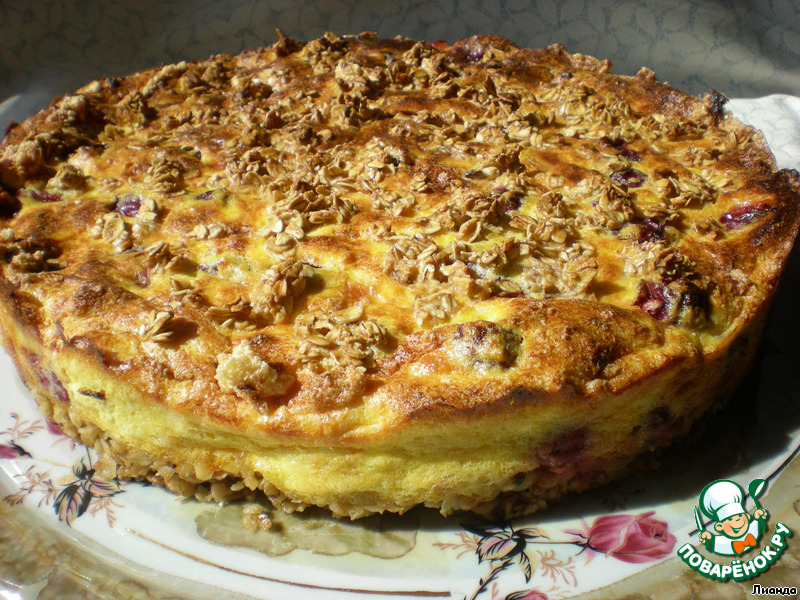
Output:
[
  {"xmin": 2, "ymin": 97, "xmax": 800, "ymax": 599},
  {"xmin": 1, "ymin": 413, "xmax": 125, "ymax": 527},
  {"xmin": 436, "ymin": 512, "xmax": 677, "ymax": 599}
]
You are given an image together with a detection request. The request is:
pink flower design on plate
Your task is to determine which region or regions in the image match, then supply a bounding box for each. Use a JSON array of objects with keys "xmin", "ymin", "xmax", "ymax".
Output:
[
  {"xmin": 45, "ymin": 419, "xmax": 76, "ymax": 448},
  {"xmin": 566, "ymin": 511, "xmax": 676, "ymax": 563},
  {"xmin": 0, "ymin": 442, "xmax": 30, "ymax": 459}
]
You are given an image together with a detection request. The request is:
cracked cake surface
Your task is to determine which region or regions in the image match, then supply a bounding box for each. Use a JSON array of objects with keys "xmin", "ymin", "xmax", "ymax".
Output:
[{"xmin": 0, "ymin": 32, "xmax": 798, "ymax": 518}]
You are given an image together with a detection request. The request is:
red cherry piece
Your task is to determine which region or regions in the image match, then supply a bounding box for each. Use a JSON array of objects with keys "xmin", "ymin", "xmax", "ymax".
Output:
[
  {"xmin": 636, "ymin": 218, "xmax": 666, "ymax": 243},
  {"xmin": 720, "ymin": 202, "xmax": 773, "ymax": 230},
  {"xmin": 634, "ymin": 281, "xmax": 674, "ymax": 322},
  {"xmin": 611, "ymin": 168, "xmax": 647, "ymax": 188},
  {"xmin": 114, "ymin": 194, "xmax": 142, "ymax": 217},
  {"xmin": 30, "ymin": 190, "xmax": 62, "ymax": 203}
]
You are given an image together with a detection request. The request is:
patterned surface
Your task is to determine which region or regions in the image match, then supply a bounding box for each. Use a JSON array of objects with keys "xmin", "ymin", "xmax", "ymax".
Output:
[
  {"xmin": 2, "ymin": 414, "xmax": 800, "ymax": 599},
  {"xmin": 0, "ymin": 95, "xmax": 799, "ymax": 599},
  {"xmin": 2, "ymin": 3, "xmax": 800, "ymax": 598},
  {"xmin": 1, "ymin": 0, "xmax": 800, "ymax": 132}
]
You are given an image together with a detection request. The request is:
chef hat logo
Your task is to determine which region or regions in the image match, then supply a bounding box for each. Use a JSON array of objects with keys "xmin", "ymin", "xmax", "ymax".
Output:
[{"xmin": 699, "ymin": 479, "xmax": 746, "ymax": 522}]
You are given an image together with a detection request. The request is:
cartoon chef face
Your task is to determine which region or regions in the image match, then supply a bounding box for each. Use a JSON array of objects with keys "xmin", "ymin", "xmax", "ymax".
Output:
[
  {"xmin": 699, "ymin": 479, "xmax": 751, "ymax": 539},
  {"xmin": 714, "ymin": 511, "xmax": 751, "ymax": 538}
]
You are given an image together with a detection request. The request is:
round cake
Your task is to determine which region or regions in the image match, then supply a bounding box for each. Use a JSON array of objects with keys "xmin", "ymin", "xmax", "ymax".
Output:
[{"xmin": 0, "ymin": 33, "xmax": 797, "ymax": 519}]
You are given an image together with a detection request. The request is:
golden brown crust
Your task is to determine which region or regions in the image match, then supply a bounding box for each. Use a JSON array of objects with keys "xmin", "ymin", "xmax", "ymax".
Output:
[{"xmin": 0, "ymin": 33, "xmax": 798, "ymax": 518}]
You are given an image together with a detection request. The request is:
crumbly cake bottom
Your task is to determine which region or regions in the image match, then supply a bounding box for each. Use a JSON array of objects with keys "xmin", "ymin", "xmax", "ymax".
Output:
[
  {"xmin": 16, "ymin": 365, "xmax": 650, "ymax": 518},
  {"xmin": 1, "ymin": 310, "xmax": 765, "ymax": 520}
]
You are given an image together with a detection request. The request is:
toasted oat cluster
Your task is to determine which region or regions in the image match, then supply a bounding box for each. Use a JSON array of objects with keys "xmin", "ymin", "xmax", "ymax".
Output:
[{"xmin": 0, "ymin": 33, "xmax": 798, "ymax": 518}]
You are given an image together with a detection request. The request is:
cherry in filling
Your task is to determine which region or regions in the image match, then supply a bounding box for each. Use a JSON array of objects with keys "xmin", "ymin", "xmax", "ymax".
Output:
[
  {"xmin": 633, "ymin": 281, "xmax": 674, "ymax": 322},
  {"xmin": 611, "ymin": 168, "xmax": 647, "ymax": 188},
  {"xmin": 30, "ymin": 190, "xmax": 62, "ymax": 203},
  {"xmin": 720, "ymin": 202, "xmax": 773, "ymax": 230},
  {"xmin": 114, "ymin": 193, "xmax": 143, "ymax": 217}
]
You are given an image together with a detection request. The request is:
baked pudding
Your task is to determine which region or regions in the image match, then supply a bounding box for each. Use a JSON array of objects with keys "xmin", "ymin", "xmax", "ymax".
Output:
[{"xmin": 0, "ymin": 33, "xmax": 798, "ymax": 518}]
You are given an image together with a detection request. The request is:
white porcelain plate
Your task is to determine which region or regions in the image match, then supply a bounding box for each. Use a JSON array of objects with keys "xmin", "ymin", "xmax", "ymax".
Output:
[{"xmin": 1, "ymin": 96, "xmax": 800, "ymax": 600}]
